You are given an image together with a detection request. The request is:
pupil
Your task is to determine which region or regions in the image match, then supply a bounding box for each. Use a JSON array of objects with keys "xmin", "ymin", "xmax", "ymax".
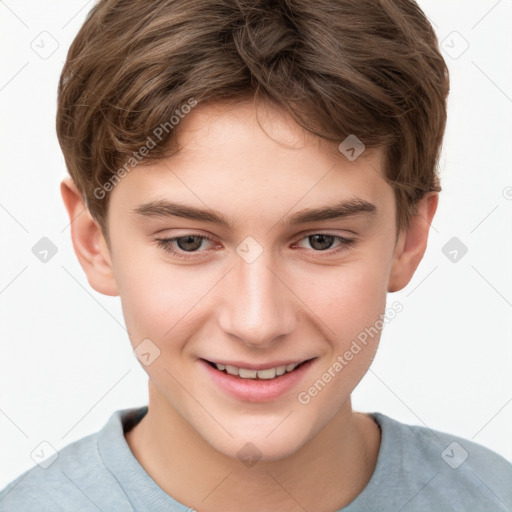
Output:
[
  {"xmin": 310, "ymin": 234, "xmax": 334, "ymax": 251},
  {"xmin": 178, "ymin": 235, "xmax": 202, "ymax": 251}
]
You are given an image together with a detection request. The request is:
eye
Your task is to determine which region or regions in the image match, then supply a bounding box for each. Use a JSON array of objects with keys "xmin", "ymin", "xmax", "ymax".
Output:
[
  {"xmin": 294, "ymin": 233, "xmax": 356, "ymax": 256},
  {"xmin": 155, "ymin": 234, "xmax": 217, "ymax": 259}
]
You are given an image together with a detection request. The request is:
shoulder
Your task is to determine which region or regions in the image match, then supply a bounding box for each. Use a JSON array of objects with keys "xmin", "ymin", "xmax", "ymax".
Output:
[
  {"xmin": 363, "ymin": 412, "xmax": 512, "ymax": 511},
  {"xmin": 0, "ymin": 411, "xmax": 134, "ymax": 512}
]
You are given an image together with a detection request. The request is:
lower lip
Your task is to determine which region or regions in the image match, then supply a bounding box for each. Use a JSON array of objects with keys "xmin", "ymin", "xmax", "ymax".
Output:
[{"xmin": 200, "ymin": 359, "xmax": 315, "ymax": 402}]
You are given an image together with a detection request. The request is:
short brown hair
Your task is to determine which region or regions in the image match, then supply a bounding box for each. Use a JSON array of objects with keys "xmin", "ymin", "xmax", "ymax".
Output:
[{"xmin": 56, "ymin": 0, "xmax": 449, "ymax": 240}]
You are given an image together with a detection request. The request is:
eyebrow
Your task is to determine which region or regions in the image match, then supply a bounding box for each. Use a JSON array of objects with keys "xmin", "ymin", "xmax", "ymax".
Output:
[{"xmin": 131, "ymin": 197, "xmax": 377, "ymax": 228}]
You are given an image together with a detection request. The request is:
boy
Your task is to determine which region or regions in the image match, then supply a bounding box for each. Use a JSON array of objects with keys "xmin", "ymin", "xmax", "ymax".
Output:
[{"xmin": 1, "ymin": 0, "xmax": 511, "ymax": 510}]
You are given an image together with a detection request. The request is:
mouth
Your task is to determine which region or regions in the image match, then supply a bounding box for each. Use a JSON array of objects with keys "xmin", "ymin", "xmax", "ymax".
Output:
[
  {"xmin": 202, "ymin": 359, "xmax": 315, "ymax": 380},
  {"xmin": 200, "ymin": 357, "xmax": 316, "ymax": 402}
]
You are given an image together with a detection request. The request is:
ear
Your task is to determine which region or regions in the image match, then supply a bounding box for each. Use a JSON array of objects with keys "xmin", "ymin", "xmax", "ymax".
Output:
[
  {"xmin": 60, "ymin": 176, "xmax": 119, "ymax": 296},
  {"xmin": 387, "ymin": 192, "xmax": 439, "ymax": 293}
]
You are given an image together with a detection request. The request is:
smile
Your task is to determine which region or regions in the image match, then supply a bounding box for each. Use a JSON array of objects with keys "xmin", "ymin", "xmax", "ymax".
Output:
[
  {"xmin": 201, "ymin": 357, "xmax": 316, "ymax": 402},
  {"xmin": 204, "ymin": 359, "xmax": 313, "ymax": 380}
]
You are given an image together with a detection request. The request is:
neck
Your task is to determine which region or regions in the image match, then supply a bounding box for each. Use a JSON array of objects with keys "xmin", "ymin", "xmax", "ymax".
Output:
[{"xmin": 125, "ymin": 381, "xmax": 380, "ymax": 512}]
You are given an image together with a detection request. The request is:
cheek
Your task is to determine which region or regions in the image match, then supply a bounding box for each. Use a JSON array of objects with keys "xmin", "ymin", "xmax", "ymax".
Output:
[
  {"xmin": 299, "ymin": 255, "xmax": 389, "ymax": 341},
  {"xmin": 112, "ymin": 246, "xmax": 203, "ymax": 348},
  {"xmin": 295, "ymin": 260, "xmax": 388, "ymax": 421}
]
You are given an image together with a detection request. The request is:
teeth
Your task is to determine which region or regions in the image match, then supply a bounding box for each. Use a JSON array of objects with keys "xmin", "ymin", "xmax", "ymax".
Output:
[
  {"xmin": 238, "ymin": 368, "xmax": 258, "ymax": 378},
  {"xmin": 213, "ymin": 361, "xmax": 304, "ymax": 379},
  {"xmin": 276, "ymin": 365, "xmax": 286, "ymax": 376},
  {"xmin": 225, "ymin": 364, "xmax": 238, "ymax": 376},
  {"xmin": 257, "ymin": 368, "xmax": 276, "ymax": 379}
]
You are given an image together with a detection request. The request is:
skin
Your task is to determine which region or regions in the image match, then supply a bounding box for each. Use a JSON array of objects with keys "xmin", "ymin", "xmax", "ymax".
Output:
[{"xmin": 61, "ymin": 98, "xmax": 438, "ymax": 511}]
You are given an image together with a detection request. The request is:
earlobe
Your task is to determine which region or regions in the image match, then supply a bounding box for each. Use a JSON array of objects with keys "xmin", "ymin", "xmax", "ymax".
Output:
[
  {"xmin": 387, "ymin": 192, "xmax": 439, "ymax": 293},
  {"xmin": 60, "ymin": 176, "xmax": 119, "ymax": 297}
]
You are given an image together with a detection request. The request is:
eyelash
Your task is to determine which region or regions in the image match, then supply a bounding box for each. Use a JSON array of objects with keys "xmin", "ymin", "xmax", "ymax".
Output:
[{"xmin": 155, "ymin": 232, "xmax": 356, "ymax": 260}]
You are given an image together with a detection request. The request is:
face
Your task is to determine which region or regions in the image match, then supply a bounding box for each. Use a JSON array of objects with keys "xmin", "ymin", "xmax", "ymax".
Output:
[{"xmin": 102, "ymin": 100, "xmax": 404, "ymax": 461}]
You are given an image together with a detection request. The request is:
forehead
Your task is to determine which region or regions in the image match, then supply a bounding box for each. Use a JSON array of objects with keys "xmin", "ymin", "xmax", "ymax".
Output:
[{"xmin": 108, "ymin": 100, "xmax": 393, "ymax": 229}]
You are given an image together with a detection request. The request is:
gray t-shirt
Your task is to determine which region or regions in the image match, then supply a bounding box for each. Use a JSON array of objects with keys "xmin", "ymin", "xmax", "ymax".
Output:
[{"xmin": 1, "ymin": 406, "xmax": 511, "ymax": 511}]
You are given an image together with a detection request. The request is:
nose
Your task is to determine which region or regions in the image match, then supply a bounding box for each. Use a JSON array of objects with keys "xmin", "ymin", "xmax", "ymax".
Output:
[{"xmin": 217, "ymin": 249, "xmax": 298, "ymax": 349}]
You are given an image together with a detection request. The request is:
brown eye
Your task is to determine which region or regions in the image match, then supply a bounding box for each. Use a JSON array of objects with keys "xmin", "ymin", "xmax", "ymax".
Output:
[
  {"xmin": 295, "ymin": 233, "xmax": 356, "ymax": 257},
  {"xmin": 307, "ymin": 234, "xmax": 337, "ymax": 251},
  {"xmin": 174, "ymin": 235, "xmax": 204, "ymax": 252},
  {"xmin": 155, "ymin": 234, "xmax": 217, "ymax": 259}
]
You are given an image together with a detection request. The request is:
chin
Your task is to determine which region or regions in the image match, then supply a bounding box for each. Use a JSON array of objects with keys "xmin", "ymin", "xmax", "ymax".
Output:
[{"xmin": 197, "ymin": 417, "xmax": 316, "ymax": 464}]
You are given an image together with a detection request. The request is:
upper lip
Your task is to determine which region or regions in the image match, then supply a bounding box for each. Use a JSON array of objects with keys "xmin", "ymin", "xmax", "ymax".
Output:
[{"xmin": 201, "ymin": 357, "xmax": 315, "ymax": 370}]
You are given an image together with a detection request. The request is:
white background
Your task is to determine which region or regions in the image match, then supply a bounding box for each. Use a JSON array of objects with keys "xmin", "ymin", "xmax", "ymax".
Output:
[{"xmin": 0, "ymin": 0, "xmax": 511, "ymax": 489}]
